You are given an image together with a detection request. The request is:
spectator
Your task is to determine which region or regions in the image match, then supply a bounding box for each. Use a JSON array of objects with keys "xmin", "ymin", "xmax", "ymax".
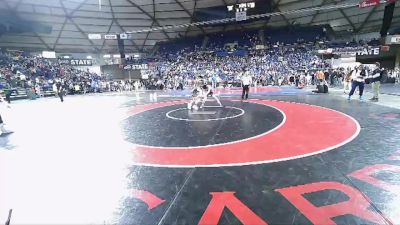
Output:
[
  {"xmin": 56, "ymin": 82, "xmax": 64, "ymax": 102},
  {"xmin": 348, "ymin": 65, "xmax": 368, "ymax": 101},
  {"xmin": 369, "ymin": 62, "xmax": 382, "ymax": 102},
  {"xmin": 343, "ymin": 69, "xmax": 352, "ymax": 94}
]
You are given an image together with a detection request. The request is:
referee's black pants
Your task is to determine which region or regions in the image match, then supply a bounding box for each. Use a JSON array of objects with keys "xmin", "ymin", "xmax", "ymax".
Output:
[
  {"xmin": 242, "ymin": 85, "xmax": 249, "ymax": 99},
  {"xmin": 5, "ymin": 93, "xmax": 11, "ymax": 104},
  {"xmin": 58, "ymin": 92, "xmax": 64, "ymax": 102}
]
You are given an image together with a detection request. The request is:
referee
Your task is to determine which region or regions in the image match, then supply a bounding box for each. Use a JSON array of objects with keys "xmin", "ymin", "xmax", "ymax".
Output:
[
  {"xmin": 241, "ymin": 71, "xmax": 252, "ymax": 100},
  {"xmin": 56, "ymin": 81, "xmax": 64, "ymax": 102}
]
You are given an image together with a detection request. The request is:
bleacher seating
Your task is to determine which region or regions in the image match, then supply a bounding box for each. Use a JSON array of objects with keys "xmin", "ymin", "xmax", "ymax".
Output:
[
  {"xmin": 158, "ymin": 36, "xmax": 204, "ymax": 55},
  {"xmin": 207, "ymin": 29, "xmax": 259, "ymax": 49},
  {"xmin": 10, "ymin": 88, "xmax": 27, "ymax": 100},
  {"xmin": 266, "ymin": 26, "xmax": 326, "ymax": 45},
  {"xmin": 157, "ymin": 25, "xmax": 329, "ymax": 56}
]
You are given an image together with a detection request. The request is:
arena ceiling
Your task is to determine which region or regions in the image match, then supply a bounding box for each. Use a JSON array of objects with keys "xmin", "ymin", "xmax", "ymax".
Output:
[{"xmin": 0, "ymin": 0, "xmax": 399, "ymax": 53}]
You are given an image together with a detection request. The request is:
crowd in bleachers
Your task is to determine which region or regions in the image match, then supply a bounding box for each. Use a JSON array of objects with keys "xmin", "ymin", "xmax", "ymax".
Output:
[
  {"xmin": 145, "ymin": 26, "xmax": 400, "ymax": 90},
  {"xmin": 147, "ymin": 27, "xmax": 331, "ymax": 89},
  {"xmin": 0, "ymin": 52, "xmax": 147, "ymax": 99},
  {"xmin": 0, "ymin": 52, "xmax": 101, "ymax": 92},
  {"xmin": 148, "ymin": 43, "xmax": 329, "ymax": 89},
  {"xmin": 1, "ymin": 25, "xmax": 399, "ymax": 100}
]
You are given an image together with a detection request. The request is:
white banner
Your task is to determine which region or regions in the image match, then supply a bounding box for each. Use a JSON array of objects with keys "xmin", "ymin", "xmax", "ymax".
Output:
[
  {"xmin": 391, "ymin": 36, "xmax": 400, "ymax": 44},
  {"xmin": 104, "ymin": 34, "xmax": 118, "ymax": 40},
  {"xmin": 356, "ymin": 47, "xmax": 380, "ymax": 56},
  {"xmin": 120, "ymin": 33, "xmax": 128, "ymax": 39},
  {"xmin": 88, "ymin": 34, "xmax": 102, "ymax": 40},
  {"xmin": 124, "ymin": 64, "xmax": 149, "ymax": 70},
  {"xmin": 59, "ymin": 59, "xmax": 93, "ymax": 66},
  {"xmin": 42, "ymin": 51, "xmax": 56, "ymax": 59}
]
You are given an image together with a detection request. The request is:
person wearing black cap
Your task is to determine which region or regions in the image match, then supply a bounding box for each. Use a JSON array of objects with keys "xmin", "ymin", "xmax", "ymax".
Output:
[{"xmin": 369, "ymin": 62, "xmax": 382, "ymax": 102}]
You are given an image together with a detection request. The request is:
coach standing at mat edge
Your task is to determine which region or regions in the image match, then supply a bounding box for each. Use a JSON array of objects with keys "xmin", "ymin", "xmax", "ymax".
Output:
[
  {"xmin": 241, "ymin": 71, "xmax": 252, "ymax": 100},
  {"xmin": 369, "ymin": 62, "xmax": 382, "ymax": 102}
]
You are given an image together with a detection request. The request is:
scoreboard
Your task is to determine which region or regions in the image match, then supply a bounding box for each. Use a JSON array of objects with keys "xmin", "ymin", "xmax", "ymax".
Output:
[{"xmin": 227, "ymin": 2, "xmax": 255, "ymax": 12}]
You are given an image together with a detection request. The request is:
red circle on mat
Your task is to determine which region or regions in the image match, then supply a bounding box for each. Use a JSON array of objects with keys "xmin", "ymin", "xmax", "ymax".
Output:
[{"xmin": 127, "ymin": 100, "xmax": 360, "ymax": 167}]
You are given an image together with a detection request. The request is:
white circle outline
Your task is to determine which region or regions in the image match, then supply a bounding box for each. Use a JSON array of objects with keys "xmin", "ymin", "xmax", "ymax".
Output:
[
  {"xmin": 165, "ymin": 106, "xmax": 245, "ymax": 122},
  {"xmin": 130, "ymin": 100, "xmax": 360, "ymax": 168},
  {"xmin": 132, "ymin": 102, "xmax": 286, "ymax": 149}
]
